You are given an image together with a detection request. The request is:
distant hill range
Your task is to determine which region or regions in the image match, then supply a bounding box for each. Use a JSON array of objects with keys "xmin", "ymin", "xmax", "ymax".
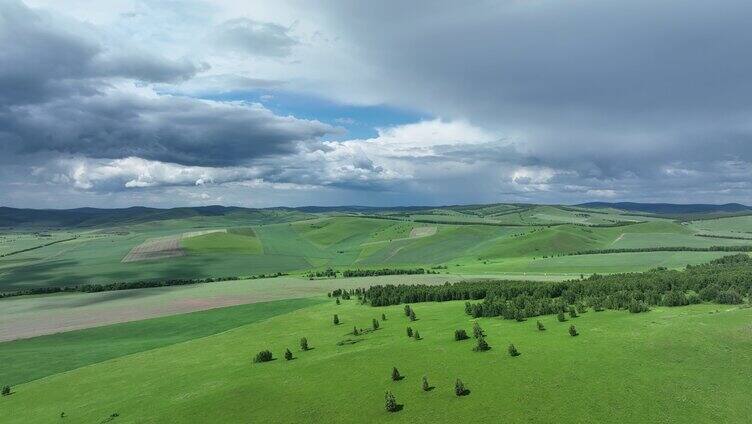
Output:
[
  {"xmin": 1, "ymin": 201, "xmax": 750, "ymax": 228},
  {"xmin": 577, "ymin": 202, "xmax": 751, "ymax": 215}
]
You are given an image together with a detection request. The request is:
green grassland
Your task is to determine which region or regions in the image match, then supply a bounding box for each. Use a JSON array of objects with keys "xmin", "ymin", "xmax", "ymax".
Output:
[
  {"xmin": 2, "ymin": 299, "xmax": 751, "ymax": 423},
  {"xmin": 0, "ymin": 298, "xmax": 322, "ymax": 386},
  {"xmin": 2, "ymin": 206, "xmax": 752, "ymax": 292}
]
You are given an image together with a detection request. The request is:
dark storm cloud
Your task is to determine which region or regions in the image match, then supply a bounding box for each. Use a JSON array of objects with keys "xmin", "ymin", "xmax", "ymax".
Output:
[
  {"xmin": 0, "ymin": 0, "xmax": 336, "ymax": 167},
  {"xmin": 0, "ymin": 0, "xmax": 199, "ymax": 106},
  {"xmin": 211, "ymin": 18, "xmax": 299, "ymax": 57},
  {"xmin": 311, "ymin": 0, "xmax": 752, "ymax": 183}
]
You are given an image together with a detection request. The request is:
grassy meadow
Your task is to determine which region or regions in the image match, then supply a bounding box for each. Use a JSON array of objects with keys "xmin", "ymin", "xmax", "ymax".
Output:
[{"xmin": 2, "ymin": 299, "xmax": 751, "ymax": 423}]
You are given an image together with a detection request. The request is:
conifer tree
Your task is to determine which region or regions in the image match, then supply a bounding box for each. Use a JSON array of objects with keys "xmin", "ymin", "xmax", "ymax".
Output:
[
  {"xmin": 472, "ymin": 322, "xmax": 485, "ymax": 339},
  {"xmin": 382, "ymin": 313, "xmax": 387, "ymax": 321},
  {"xmin": 391, "ymin": 367, "xmax": 402, "ymax": 381},
  {"xmin": 508, "ymin": 343, "xmax": 520, "ymax": 357},
  {"xmin": 454, "ymin": 379, "xmax": 467, "ymax": 396},
  {"xmin": 404, "ymin": 305, "xmax": 412, "ymax": 317},
  {"xmin": 373, "ymin": 318, "xmax": 380, "ymax": 330},
  {"xmin": 353, "ymin": 326, "xmax": 359, "ymax": 336},
  {"xmin": 413, "ymin": 330, "xmax": 421, "ymax": 340},
  {"xmin": 406, "ymin": 326, "xmax": 413, "ymax": 338},
  {"xmin": 300, "ymin": 337, "xmax": 309, "ymax": 351},
  {"xmin": 385, "ymin": 391, "xmax": 399, "ymax": 412},
  {"xmin": 536, "ymin": 320, "xmax": 545, "ymax": 331},
  {"xmin": 473, "ymin": 336, "xmax": 490, "ymax": 352},
  {"xmin": 336, "ymin": 298, "xmax": 340, "ymax": 305},
  {"xmin": 284, "ymin": 348, "xmax": 293, "ymax": 361},
  {"xmin": 1, "ymin": 385, "xmax": 10, "ymax": 396},
  {"xmin": 333, "ymin": 314, "xmax": 340, "ymax": 325},
  {"xmin": 409, "ymin": 309, "xmax": 417, "ymax": 321},
  {"xmin": 557, "ymin": 311, "xmax": 567, "ymax": 322},
  {"xmin": 422, "ymin": 376, "xmax": 430, "ymax": 392},
  {"xmin": 569, "ymin": 307, "xmax": 578, "ymax": 318},
  {"xmin": 569, "ymin": 325, "xmax": 579, "ymax": 337}
]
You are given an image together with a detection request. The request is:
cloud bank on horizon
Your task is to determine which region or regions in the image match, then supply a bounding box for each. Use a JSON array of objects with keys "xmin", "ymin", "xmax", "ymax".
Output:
[{"xmin": 2, "ymin": 0, "xmax": 751, "ymax": 208}]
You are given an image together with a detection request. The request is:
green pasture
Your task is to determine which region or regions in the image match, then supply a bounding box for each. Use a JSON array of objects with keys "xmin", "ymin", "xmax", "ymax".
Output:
[{"xmin": 2, "ymin": 300, "xmax": 751, "ymax": 423}]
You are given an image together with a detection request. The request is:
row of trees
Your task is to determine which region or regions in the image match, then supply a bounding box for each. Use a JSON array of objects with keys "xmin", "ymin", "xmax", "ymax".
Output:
[
  {"xmin": 568, "ymin": 245, "xmax": 752, "ymax": 256},
  {"xmin": 254, "ymin": 337, "xmax": 310, "ymax": 363},
  {"xmin": 0, "ymin": 272, "xmax": 289, "ymax": 298},
  {"xmin": 385, "ymin": 374, "xmax": 469, "ymax": 412},
  {"xmin": 354, "ymin": 255, "xmax": 752, "ymax": 321}
]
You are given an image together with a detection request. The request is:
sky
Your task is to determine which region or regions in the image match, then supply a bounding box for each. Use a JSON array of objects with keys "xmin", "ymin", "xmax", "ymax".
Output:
[{"xmin": 2, "ymin": 0, "xmax": 752, "ymax": 209}]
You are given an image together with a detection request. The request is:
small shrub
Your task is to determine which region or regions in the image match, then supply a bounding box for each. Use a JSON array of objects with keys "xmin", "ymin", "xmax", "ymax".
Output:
[
  {"xmin": 557, "ymin": 312, "xmax": 567, "ymax": 322},
  {"xmin": 536, "ymin": 321, "xmax": 545, "ymax": 331},
  {"xmin": 454, "ymin": 329, "xmax": 469, "ymax": 341},
  {"xmin": 253, "ymin": 350, "xmax": 273, "ymax": 363},
  {"xmin": 284, "ymin": 348, "xmax": 293, "ymax": 361},
  {"xmin": 422, "ymin": 376, "xmax": 430, "ymax": 392},
  {"xmin": 333, "ymin": 314, "xmax": 340, "ymax": 325},
  {"xmin": 454, "ymin": 379, "xmax": 468, "ymax": 396},
  {"xmin": 391, "ymin": 367, "xmax": 402, "ymax": 381},
  {"xmin": 508, "ymin": 343, "xmax": 520, "ymax": 357},
  {"xmin": 385, "ymin": 391, "xmax": 399, "ymax": 412},
  {"xmin": 406, "ymin": 326, "xmax": 413, "ymax": 338},
  {"xmin": 300, "ymin": 337, "xmax": 309, "ymax": 351},
  {"xmin": 569, "ymin": 325, "xmax": 579, "ymax": 337},
  {"xmin": 473, "ymin": 336, "xmax": 490, "ymax": 352}
]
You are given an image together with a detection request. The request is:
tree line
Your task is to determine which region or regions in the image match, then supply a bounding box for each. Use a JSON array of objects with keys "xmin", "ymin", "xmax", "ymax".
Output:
[
  {"xmin": 567, "ymin": 245, "xmax": 752, "ymax": 255},
  {"xmin": 0, "ymin": 272, "xmax": 288, "ymax": 298},
  {"xmin": 349, "ymin": 254, "xmax": 752, "ymax": 320}
]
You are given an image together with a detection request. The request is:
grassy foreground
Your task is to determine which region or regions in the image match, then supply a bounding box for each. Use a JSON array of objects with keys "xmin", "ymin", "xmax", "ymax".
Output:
[
  {"xmin": 0, "ymin": 298, "xmax": 322, "ymax": 386},
  {"xmin": 2, "ymin": 299, "xmax": 751, "ymax": 423}
]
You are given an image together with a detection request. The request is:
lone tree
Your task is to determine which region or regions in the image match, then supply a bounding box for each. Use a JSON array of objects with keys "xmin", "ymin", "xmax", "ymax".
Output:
[
  {"xmin": 353, "ymin": 326, "xmax": 360, "ymax": 336},
  {"xmin": 336, "ymin": 298, "xmax": 340, "ymax": 305},
  {"xmin": 385, "ymin": 391, "xmax": 399, "ymax": 413},
  {"xmin": 373, "ymin": 318, "xmax": 380, "ymax": 330},
  {"xmin": 1, "ymin": 385, "xmax": 10, "ymax": 396},
  {"xmin": 413, "ymin": 330, "xmax": 421, "ymax": 340},
  {"xmin": 391, "ymin": 367, "xmax": 402, "ymax": 381},
  {"xmin": 409, "ymin": 309, "xmax": 417, "ymax": 321},
  {"xmin": 406, "ymin": 326, "xmax": 414, "ymax": 338},
  {"xmin": 569, "ymin": 325, "xmax": 579, "ymax": 337},
  {"xmin": 382, "ymin": 313, "xmax": 387, "ymax": 321},
  {"xmin": 422, "ymin": 376, "xmax": 430, "ymax": 392},
  {"xmin": 536, "ymin": 320, "xmax": 545, "ymax": 331},
  {"xmin": 284, "ymin": 348, "xmax": 294, "ymax": 361},
  {"xmin": 454, "ymin": 329, "xmax": 470, "ymax": 341},
  {"xmin": 472, "ymin": 322, "xmax": 485, "ymax": 339},
  {"xmin": 404, "ymin": 305, "xmax": 412, "ymax": 317},
  {"xmin": 253, "ymin": 350, "xmax": 273, "ymax": 363},
  {"xmin": 508, "ymin": 343, "xmax": 520, "ymax": 357},
  {"xmin": 300, "ymin": 337, "xmax": 310, "ymax": 351},
  {"xmin": 557, "ymin": 312, "xmax": 567, "ymax": 322},
  {"xmin": 473, "ymin": 336, "xmax": 491, "ymax": 352},
  {"xmin": 454, "ymin": 379, "xmax": 468, "ymax": 396},
  {"xmin": 333, "ymin": 314, "xmax": 340, "ymax": 325}
]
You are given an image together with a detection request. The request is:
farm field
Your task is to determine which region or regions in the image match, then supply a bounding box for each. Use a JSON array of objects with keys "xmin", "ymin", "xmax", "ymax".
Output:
[
  {"xmin": 3, "ymin": 204, "xmax": 752, "ymax": 293},
  {"xmin": 2, "ymin": 299, "xmax": 751, "ymax": 423}
]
